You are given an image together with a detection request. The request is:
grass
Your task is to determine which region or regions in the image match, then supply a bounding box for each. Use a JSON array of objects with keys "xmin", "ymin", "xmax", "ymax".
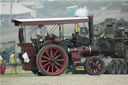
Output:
[
  {"xmin": 0, "ymin": 65, "xmax": 36, "ymax": 77},
  {"xmin": 0, "ymin": 65, "xmax": 74, "ymax": 77},
  {"xmin": 0, "ymin": 72, "xmax": 35, "ymax": 77}
]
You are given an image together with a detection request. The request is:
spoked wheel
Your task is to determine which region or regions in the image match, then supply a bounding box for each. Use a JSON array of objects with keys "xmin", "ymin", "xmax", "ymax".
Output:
[
  {"xmin": 36, "ymin": 44, "xmax": 69, "ymax": 76},
  {"xmin": 84, "ymin": 57, "xmax": 105, "ymax": 75}
]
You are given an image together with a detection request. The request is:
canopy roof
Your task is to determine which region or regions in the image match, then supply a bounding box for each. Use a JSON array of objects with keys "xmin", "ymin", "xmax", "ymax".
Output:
[{"xmin": 12, "ymin": 17, "xmax": 89, "ymax": 26}]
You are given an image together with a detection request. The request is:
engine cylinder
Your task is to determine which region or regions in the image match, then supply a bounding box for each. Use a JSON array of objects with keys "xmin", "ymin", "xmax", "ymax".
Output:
[{"xmin": 68, "ymin": 45, "xmax": 99, "ymax": 57}]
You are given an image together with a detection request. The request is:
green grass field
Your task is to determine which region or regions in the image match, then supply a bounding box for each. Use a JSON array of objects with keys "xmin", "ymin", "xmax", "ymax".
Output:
[
  {"xmin": 0, "ymin": 72, "xmax": 35, "ymax": 77},
  {"xmin": 0, "ymin": 65, "xmax": 36, "ymax": 77},
  {"xmin": 0, "ymin": 65, "xmax": 73, "ymax": 77}
]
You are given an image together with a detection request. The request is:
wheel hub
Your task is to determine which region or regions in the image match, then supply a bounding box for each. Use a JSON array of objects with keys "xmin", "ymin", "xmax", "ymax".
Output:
[
  {"xmin": 92, "ymin": 65, "xmax": 97, "ymax": 69},
  {"xmin": 50, "ymin": 57, "xmax": 55, "ymax": 64}
]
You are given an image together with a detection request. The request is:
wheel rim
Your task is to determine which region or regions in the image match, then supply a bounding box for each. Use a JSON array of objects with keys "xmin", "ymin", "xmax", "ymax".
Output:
[
  {"xmin": 39, "ymin": 47, "xmax": 66, "ymax": 75},
  {"xmin": 87, "ymin": 58, "xmax": 104, "ymax": 75}
]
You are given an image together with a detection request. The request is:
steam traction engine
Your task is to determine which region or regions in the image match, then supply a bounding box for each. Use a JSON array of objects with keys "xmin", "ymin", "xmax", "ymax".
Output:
[
  {"xmin": 95, "ymin": 18, "xmax": 128, "ymax": 74},
  {"xmin": 12, "ymin": 16, "xmax": 105, "ymax": 76}
]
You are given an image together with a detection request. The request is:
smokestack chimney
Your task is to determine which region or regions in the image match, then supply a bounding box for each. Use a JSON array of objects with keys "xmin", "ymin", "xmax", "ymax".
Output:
[{"xmin": 88, "ymin": 15, "xmax": 94, "ymax": 44}]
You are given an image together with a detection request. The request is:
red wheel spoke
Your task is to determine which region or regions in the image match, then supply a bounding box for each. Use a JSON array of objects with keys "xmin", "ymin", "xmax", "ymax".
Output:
[
  {"xmin": 50, "ymin": 49, "xmax": 53, "ymax": 57},
  {"xmin": 56, "ymin": 59, "xmax": 64, "ymax": 62},
  {"xmin": 55, "ymin": 62, "xmax": 62, "ymax": 67},
  {"xmin": 92, "ymin": 61, "xmax": 95, "ymax": 65},
  {"xmin": 55, "ymin": 54, "xmax": 61, "ymax": 59},
  {"xmin": 96, "ymin": 60, "xmax": 99, "ymax": 65},
  {"xmin": 51, "ymin": 64, "xmax": 54, "ymax": 73},
  {"xmin": 97, "ymin": 65, "xmax": 102, "ymax": 70},
  {"xmin": 46, "ymin": 50, "xmax": 50, "ymax": 57},
  {"xmin": 97, "ymin": 64, "xmax": 101, "ymax": 67},
  {"xmin": 41, "ymin": 60, "xmax": 48, "ymax": 62},
  {"xmin": 43, "ymin": 62, "xmax": 50, "ymax": 67},
  {"xmin": 96, "ymin": 69, "xmax": 99, "ymax": 73},
  {"xmin": 47, "ymin": 65, "xmax": 50, "ymax": 72},
  {"xmin": 54, "ymin": 49, "xmax": 58, "ymax": 57},
  {"xmin": 43, "ymin": 56, "xmax": 50, "ymax": 60},
  {"xmin": 93, "ymin": 69, "xmax": 96, "ymax": 73},
  {"xmin": 55, "ymin": 65, "xmax": 59, "ymax": 71}
]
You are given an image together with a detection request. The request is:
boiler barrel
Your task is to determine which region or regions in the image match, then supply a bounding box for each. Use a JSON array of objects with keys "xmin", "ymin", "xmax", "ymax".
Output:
[{"xmin": 68, "ymin": 45, "xmax": 99, "ymax": 56}]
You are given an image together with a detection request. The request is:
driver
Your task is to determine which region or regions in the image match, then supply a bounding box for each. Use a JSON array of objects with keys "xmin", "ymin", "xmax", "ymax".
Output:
[{"xmin": 30, "ymin": 24, "xmax": 47, "ymax": 50}]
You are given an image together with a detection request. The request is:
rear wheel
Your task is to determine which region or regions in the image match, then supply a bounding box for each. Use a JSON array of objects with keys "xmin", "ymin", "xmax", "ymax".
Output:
[
  {"xmin": 84, "ymin": 57, "xmax": 105, "ymax": 75},
  {"xmin": 36, "ymin": 44, "xmax": 69, "ymax": 76}
]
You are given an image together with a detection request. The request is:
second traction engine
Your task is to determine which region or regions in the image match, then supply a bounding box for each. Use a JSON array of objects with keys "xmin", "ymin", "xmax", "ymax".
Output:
[{"xmin": 95, "ymin": 18, "xmax": 128, "ymax": 58}]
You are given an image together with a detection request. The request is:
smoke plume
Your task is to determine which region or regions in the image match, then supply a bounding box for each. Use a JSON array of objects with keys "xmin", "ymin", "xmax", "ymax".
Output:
[{"xmin": 74, "ymin": 7, "xmax": 88, "ymax": 17}]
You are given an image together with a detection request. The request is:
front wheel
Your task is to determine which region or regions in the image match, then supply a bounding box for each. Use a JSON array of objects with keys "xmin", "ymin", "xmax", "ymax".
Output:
[
  {"xmin": 84, "ymin": 57, "xmax": 105, "ymax": 75},
  {"xmin": 36, "ymin": 44, "xmax": 69, "ymax": 76}
]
